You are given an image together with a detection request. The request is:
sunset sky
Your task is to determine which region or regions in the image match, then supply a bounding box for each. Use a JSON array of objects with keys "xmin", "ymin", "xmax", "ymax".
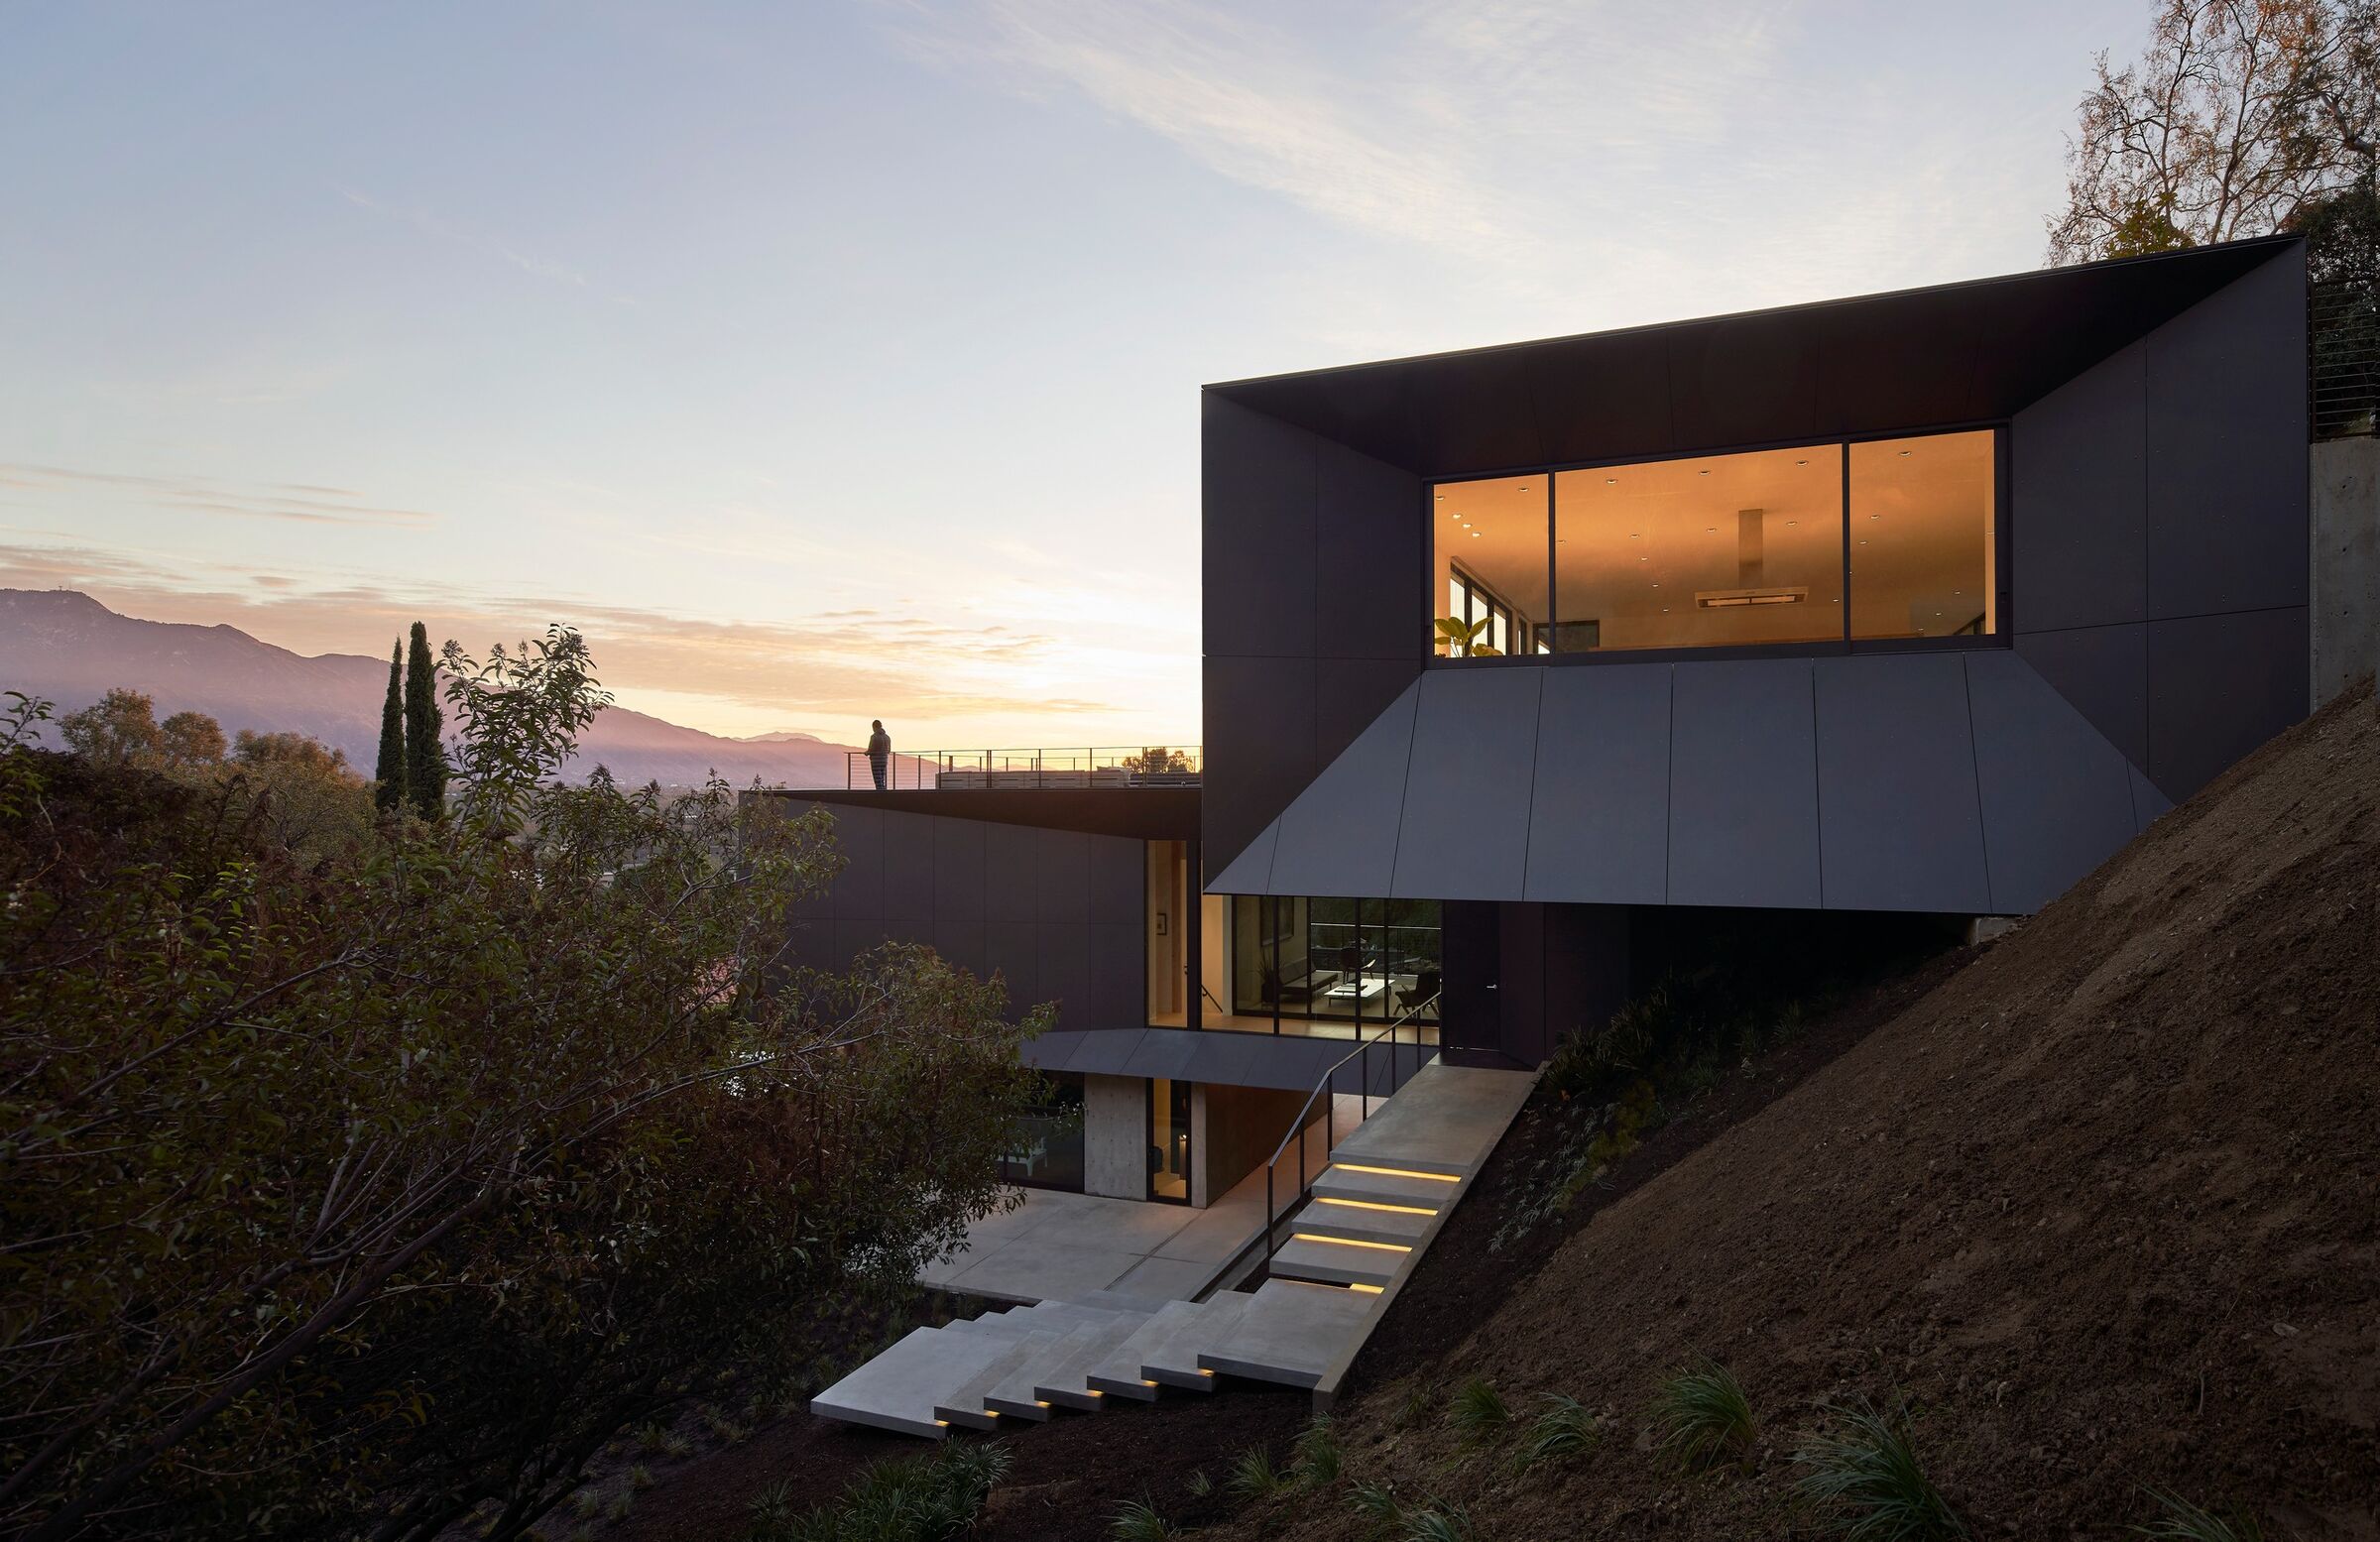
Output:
[{"xmin": 2, "ymin": 1, "xmax": 2147, "ymax": 748}]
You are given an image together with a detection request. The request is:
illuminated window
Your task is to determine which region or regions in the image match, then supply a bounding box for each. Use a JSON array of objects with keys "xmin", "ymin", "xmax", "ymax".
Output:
[
  {"xmin": 1848, "ymin": 431, "xmax": 1996, "ymax": 640},
  {"xmin": 1432, "ymin": 474, "xmax": 1544, "ymax": 658}
]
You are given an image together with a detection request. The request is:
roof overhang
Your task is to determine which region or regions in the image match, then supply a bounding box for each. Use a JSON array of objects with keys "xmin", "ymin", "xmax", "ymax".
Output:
[{"xmin": 754, "ymin": 786, "xmax": 1200, "ymax": 841}]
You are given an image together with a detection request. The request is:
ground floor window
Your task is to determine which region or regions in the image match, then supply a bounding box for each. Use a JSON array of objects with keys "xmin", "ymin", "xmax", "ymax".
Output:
[
  {"xmin": 1000, "ymin": 1073, "xmax": 1085, "ymax": 1192},
  {"xmin": 1148, "ymin": 1076, "xmax": 1191, "ymax": 1203},
  {"xmin": 1231, "ymin": 895, "xmax": 1442, "ymax": 1028}
]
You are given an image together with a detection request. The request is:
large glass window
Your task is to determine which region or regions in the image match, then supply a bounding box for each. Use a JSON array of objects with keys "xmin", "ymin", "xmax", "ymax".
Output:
[
  {"xmin": 1848, "ymin": 431, "xmax": 1996, "ymax": 640},
  {"xmin": 1231, "ymin": 895, "xmax": 1441, "ymax": 1028},
  {"xmin": 1149, "ymin": 1077, "xmax": 1191, "ymax": 1203},
  {"xmin": 1000, "ymin": 1074, "xmax": 1085, "ymax": 1192},
  {"xmin": 1555, "ymin": 444, "xmax": 1844, "ymax": 651},
  {"xmin": 1429, "ymin": 431, "xmax": 1996, "ymax": 658},
  {"xmin": 1432, "ymin": 474, "xmax": 1547, "ymax": 657}
]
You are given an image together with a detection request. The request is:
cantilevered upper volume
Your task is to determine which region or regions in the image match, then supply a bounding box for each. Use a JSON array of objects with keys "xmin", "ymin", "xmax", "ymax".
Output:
[{"xmin": 1201, "ymin": 237, "xmax": 2309, "ymax": 912}]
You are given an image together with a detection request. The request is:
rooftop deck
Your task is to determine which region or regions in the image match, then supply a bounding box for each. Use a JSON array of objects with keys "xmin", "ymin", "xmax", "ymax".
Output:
[{"xmin": 847, "ymin": 746, "xmax": 1201, "ymax": 791}]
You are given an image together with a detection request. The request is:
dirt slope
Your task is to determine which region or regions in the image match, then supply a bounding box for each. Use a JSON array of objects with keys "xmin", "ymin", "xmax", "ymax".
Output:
[{"xmin": 1223, "ymin": 685, "xmax": 2380, "ymax": 1540}]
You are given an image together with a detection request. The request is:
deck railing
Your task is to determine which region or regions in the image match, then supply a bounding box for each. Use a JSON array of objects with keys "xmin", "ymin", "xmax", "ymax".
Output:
[
  {"xmin": 846, "ymin": 746, "xmax": 1202, "ymax": 791},
  {"xmin": 1255, "ymin": 992, "xmax": 1440, "ymax": 1273},
  {"xmin": 2313, "ymin": 277, "xmax": 2378, "ymax": 442}
]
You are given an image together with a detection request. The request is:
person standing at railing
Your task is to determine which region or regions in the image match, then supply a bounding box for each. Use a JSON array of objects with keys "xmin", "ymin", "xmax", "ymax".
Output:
[{"xmin": 867, "ymin": 719, "xmax": 891, "ymax": 790}]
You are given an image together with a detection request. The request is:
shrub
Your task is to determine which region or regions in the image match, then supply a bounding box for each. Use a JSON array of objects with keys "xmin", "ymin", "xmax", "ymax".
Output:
[
  {"xmin": 1183, "ymin": 1470, "xmax": 1212, "ymax": 1499},
  {"xmin": 1516, "ymin": 1392, "xmax": 1601, "ymax": 1469},
  {"xmin": 1404, "ymin": 1501, "xmax": 1479, "ymax": 1542},
  {"xmin": 1110, "ymin": 1497, "xmax": 1180, "ymax": 1542},
  {"xmin": 1293, "ymin": 1414, "xmax": 1343, "ymax": 1485},
  {"xmin": 1225, "ymin": 1444, "xmax": 1294, "ymax": 1503},
  {"xmin": 1791, "ymin": 1399, "xmax": 1965, "ymax": 1540},
  {"xmin": 1349, "ymin": 1478, "xmax": 1405, "ymax": 1528},
  {"xmin": 2134, "ymin": 1487, "xmax": 2268, "ymax": 1542},
  {"xmin": 1651, "ymin": 1357, "xmax": 1756, "ymax": 1471},
  {"xmin": 1448, "ymin": 1377, "xmax": 1511, "ymax": 1441},
  {"xmin": 761, "ymin": 1443, "xmax": 1012, "ymax": 1542}
]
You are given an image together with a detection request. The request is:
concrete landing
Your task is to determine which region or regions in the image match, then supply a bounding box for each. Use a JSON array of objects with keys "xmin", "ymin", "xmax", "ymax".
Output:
[{"xmin": 1197, "ymin": 1280, "xmax": 1374, "ymax": 1388}]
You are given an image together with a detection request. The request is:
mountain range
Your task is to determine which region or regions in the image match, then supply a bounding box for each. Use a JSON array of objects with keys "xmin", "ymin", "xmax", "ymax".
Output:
[{"xmin": 0, "ymin": 590, "xmax": 861, "ymax": 788}]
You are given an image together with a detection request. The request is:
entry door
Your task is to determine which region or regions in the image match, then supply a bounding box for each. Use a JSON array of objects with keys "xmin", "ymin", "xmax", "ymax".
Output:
[{"xmin": 1438, "ymin": 901, "xmax": 1500, "ymax": 1057}]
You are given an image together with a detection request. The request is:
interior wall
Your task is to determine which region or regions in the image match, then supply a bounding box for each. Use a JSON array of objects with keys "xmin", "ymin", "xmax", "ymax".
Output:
[
  {"xmin": 1082, "ymin": 1073, "xmax": 1144, "ymax": 1201},
  {"xmin": 1193, "ymin": 1082, "xmax": 1311, "ymax": 1208},
  {"xmin": 1145, "ymin": 842, "xmax": 1185, "ymax": 1017}
]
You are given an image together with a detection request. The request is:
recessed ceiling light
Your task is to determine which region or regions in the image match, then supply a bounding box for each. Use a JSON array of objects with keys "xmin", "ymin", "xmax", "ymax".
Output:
[
  {"xmin": 1470, "ymin": 532, "xmax": 1481, "ymax": 538},
  {"xmin": 1517, "ymin": 485, "xmax": 1529, "ymax": 492},
  {"xmin": 1900, "ymin": 449, "xmax": 1911, "ymax": 456},
  {"xmin": 1859, "ymin": 538, "xmax": 1868, "ymax": 544},
  {"xmin": 1629, "ymin": 533, "xmax": 1639, "ymax": 539},
  {"xmin": 1706, "ymin": 527, "xmax": 1716, "ymax": 534},
  {"xmin": 1606, "ymin": 477, "xmax": 1616, "ymax": 484},
  {"xmin": 1434, "ymin": 493, "xmax": 1444, "ymax": 500},
  {"xmin": 1870, "ymin": 514, "xmax": 1879, "ymax": 520},
  {"xmin": 1699, "ymin": 469, "xmax": 1710, "ymax": 476},
  {"xmin": 1787, "ymin": 520, "xmax": 1797, "ymax": 526},
  {"xmin": 1796, "ymin": 458, "xmax": 1807, "ymax": 465}
]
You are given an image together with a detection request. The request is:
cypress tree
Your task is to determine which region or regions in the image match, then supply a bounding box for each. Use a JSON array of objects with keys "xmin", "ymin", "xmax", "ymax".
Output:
[
  {"xmin": 374, "ymin": 640, "xmax": 407, "ymax": 812},
  {"xmin": 403, "ymin": 622, "xmax": 447, "ymax": 819}
]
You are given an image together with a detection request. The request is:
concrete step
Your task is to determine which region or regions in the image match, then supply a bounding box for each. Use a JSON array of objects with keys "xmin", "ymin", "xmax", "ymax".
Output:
[
  {"xmin": 810, "ymin": 1326, "xmax": 1020, "ymax": 1439},
  {"xmin": 1269, "ymin": 1235, "xmax": 1408, "ymax": 1289},
  {"xmin": 1137, "ymin": 1293, "xmax": 1251, "ymax": 1389},
  {"xmin": 1309, "ymin": 1164, "xmax": 1460, "ymax": 1209},
  {"xmin": 1196, "ymin": 1280, "xmax": 1376, "ymax": 1388},
  {"xmin": 1296, "ymin": 1196, "xmax": 1434, "ymax": 1246},
  {"xmin": 984, "ymin": 1319, "xmax": 1117, "ymax": 1419},
  {"xmin": 932, "ymin": 1327, "xmax": 1073, "ymax": 1430},
  {"xmin": 1030, "ymin": 1313, "xmax": 1151, "ymax": 1410},
  {"xmin": 1325, "ymin": 1062, "xmax": 1531, "ymax": 1177},
  {"xmin": 1086, "ymin": 1299, "xmax": 1217, "ymax": 1398}
]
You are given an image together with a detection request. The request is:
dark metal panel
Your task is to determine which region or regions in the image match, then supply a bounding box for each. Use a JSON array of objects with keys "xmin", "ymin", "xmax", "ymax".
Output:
[
  {"xmin": 882, "ymin": 808, "xmax": 935, "ymax": 922},
  {"xmin": 1205, "ymin": 822, "xmax": 1277, "ymax": 896},
  {"xmin": 2128, "ymin": 764, "xmax": 2174, "ymax": 831},
  {"xmin": 1202, "ymin": 395, "xmax": 1317, "ymax": 658},
  {"xmin": 1038, "ymin": 921, "xmax": 1091, "ymax": 1032},
  {"xmin": 1316, "ymin": 656, "xmax": 1422, "ymax": 771},
  {"xmin": 1666, "ymin": 311, "xmax": 1820, "ymax": 450},
  {"xmin": 1315, "ymin": 438, "xmax": 1423, "ymax": 660},
  {"xmin": 1121, "ymin": 1029, "xmax": 1200, "ymax": 1081},
  {"xmin": 787, "ymin": 787, "xmax": 1200, "ymax": 840},
  {"xmin": 827, "ymin": 804, "xmax": 884, "ymax": 920},
  {"xmin": 833, "ymin": 917, "xmax": 893, "ymax": 971},
  {"xmin": 1269, "ymin": 679, "xmax": 1420, "ymax": 900},
  {"xmin": 1964, "ymin": 651, "xmax": 2137, "ymax": 913},
  {"xmin": 1018, "ymin": 1029, "xmax": 1088, "ymax": 1074},
  {"xmin": 1034, "ymin": 829, "xmax": 1092, "ymax": 926},
  {"xmin": 2146, "ymin": 607, "xmax": 2309, "ymax": 799},
  {"xmin": 1667, "ymin": 658, "xmax": 1822, "ymax": 909},
  {"xmin": 1398, "ymin": 350, "xmax": 1545, "ymax": 474},
  {"xmin": 932, "ymin": 816, "xmax": 989, "ymax": 923},
  {"xmin": 1089, "ymin": 835, "xmax": 1142, "ymax": 926},
  {"xmin": 1086, "ymin": 920, "xmax": 1141, "ymax": 1031},
  {"xmin": 1202, "ymin": 654, "xmax": 1317, "ymax": 879},
  {"xmin": 1391, "ymin": 668, "xmax": 1545, "ymax": 900},
  {"xmin": 2144, "ymin": 247, "xmax": 2309, "ymax": 620},
  {"xmin": 984, "ymin": 820, "xmax": 1039, "ymax": 927},
  {"xmin": 2014, "ymin": 622, "xmax": 2149, "ymax": 773},
  {"xmin": 782, "ymin": 916, "xmax": 836, "ymax": 975},
  {"xmin": 1813, "ymin": 654, "xmax": 1990, "ymax": 913},
  {"xmin": 985, "ymin": 920, "xmax": 1039, "ymax": 1010},
  {"xmin": 932, "ymin": 918, "xmax": 990, "ymax": 983},
  {"xmin": 1525, "ymin": 325, "xmax": 1675, "ymax": 466},
  {"xmin": 2011, "ymin": 341, "xmax": 2146, "ymax": 633},
  {"xmin": 1524, "ymin": 662, "xmax": 1671, "ymax": 904},
  {"xmin": 1811, "ymin": 289, "xmax": 1986, "ymax": 432}
]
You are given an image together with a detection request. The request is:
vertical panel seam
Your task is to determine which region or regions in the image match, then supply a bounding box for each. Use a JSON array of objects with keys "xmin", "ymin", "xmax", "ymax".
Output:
[
  {"xmin": 1807, "ymin": 660, "xmax": 1826, "ymax": 909},
  {"xmin": 1961, "ymin": 653, "xmax": 1998, "ymax": 914},
  {"xmin": 1517, "ymin": 669, "xmax": 1545, "ymax": 899},
  {"xmin": 1386, "ymin": 677, "xmax": 1424, "ymax": 897},
  {"xmin": 1661, "ymin": 664, "xmax": 1677, "ymax": 904}
]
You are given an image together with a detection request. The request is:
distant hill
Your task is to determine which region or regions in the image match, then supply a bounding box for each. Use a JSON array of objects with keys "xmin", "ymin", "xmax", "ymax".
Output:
[{"xmin": 0, "ymin": 590, "xmax": 860, "ymax": 788}]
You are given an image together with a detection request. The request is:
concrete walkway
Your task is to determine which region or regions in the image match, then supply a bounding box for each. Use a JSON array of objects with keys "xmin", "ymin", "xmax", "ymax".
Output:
[{"xmin": 917, "ymin": 1094, "xmax": 1362, "ymax": 1306}]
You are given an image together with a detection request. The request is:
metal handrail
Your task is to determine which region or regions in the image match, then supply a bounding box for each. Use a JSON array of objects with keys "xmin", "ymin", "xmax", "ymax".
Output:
[
  {"xmin": 1258, "ymin": 992, "xmax": 1442, "ymax": 1270},
  {"xmin": 845, "ymin": 746, "xmax": 1203, "ymax": 790}
]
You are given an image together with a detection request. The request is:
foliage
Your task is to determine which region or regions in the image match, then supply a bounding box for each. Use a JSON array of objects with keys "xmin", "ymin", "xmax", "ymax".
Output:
[
  {"xmin": 376, "ymin": 639, "xmax": 407, "ymax": 812},
  {"xmin": 752, "ymin": 1444, "xmax": 1011, "ymax": 1542},
  {"xmin": 403, "ymin": 620, "xmax": 447, "ymax": 818},
  {"xmin": 0, "ymin": 631, "xmax": 1045, "ymax": 1541},
  {"xmin": 1791, "ymin": 1399, "xmax": 1966, "ymax": 1541},
  {"xmin": 1291, "ymin": 1414, "xmax": 1342, "ymax": 1485},
  {"xmin": 1118, "ymin": 746, "xmax": 1191, "ymax": 775},
  {"xmin": 2134, "ymin": 1486, "xmax": 2270, "ymax": 1542},
  {"xmin": 1651, "ymin": 1357, "xmax": 1756, "ymax": 1472},
  {"xmin": 1224, "ymin": 1444, "xmax": 1294, "ymax": 1503},
  {"xmin": 156, "ymin": 711, "xmax": 225, "ymax": 769},
  {"xmin": 1448, "ymin": 1377, "xmax": 1510, "ymax": 1442},
  {"xmin": 1432, "ymin": 615, "xmax": 1499, "ymax": 657},
  {"xmin": 1109, "ymin": 1496, "xmax": 1181, "ymax": 1542},
  {"xmin": 1401, "ymin": 1501, "xmax": 1478, "ymax": 1542},
  {"xmin": 1514, "ymin": 1392, "xmax": 1602, "ymax": 1469},
  {"xmin": 2047, "ymin": 0, "xmax": 2377, "ymax": 262},
  {"xmin": 58, "ymin": 687, "xmax": 172, "ymax": 767},
  {"xmin": 1348, "ymin": 1478, "xmax": 1405, "ymax": 1530},
  {"xmin": 224, "ymin": 729, "xmax": 374, "ymax": 868}
]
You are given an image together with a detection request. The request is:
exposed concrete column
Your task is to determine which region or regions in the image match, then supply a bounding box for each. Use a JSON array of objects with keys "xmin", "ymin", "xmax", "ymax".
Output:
[
  {"xmin": 1082, "ymin": 1074, "xmax": 1144, "ymax": 1200},
  {"xmin": 2313, "ymin": 437, "xmax": 2379, "ymax": 708}
]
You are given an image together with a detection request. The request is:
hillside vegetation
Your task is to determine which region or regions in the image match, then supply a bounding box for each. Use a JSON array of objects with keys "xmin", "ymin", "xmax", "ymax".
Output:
[{"xmin": 1211, "ymin": 683, "xmax": 2378, "ymax": 1540}]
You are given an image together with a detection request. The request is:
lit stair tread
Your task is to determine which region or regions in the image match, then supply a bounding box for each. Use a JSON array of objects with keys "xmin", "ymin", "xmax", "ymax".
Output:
[
  {"xmin": 1296, "ymin": 1198, "xmax": 1434, "ymax": 1246},
  {"xmin": 810, "ymin": 1326, "xmax": 1020, "ymax": 1440},
  {"xmin": 1086, "ymin": 1299, "xmax": 1209, "ymax": 1399},
  {"xmin": 984, "ymin": 1320, "xmax": 1119, "ymax": 1418},
  {"xmin": 1030, "ymin": 1313, "xmax": 1153, "ymax": 1410},
  {"xmin": 1324, "ymin": 1062, "xmax": 1534, "ymax": 1177},
  {"xmin": 1196, "ymin": 1280, "xmax": 1376, "ymax": 1387},
  {"xmin": 932, "ymin": 1328, "xmax": 1073, "ymax": 1429},
  {"xmin": 1309, "ymin": 1166, "xmax": 1458, "ymax": 1208},
  {"xmin": 1267, "ymin": 1236, "xmax": 1405, "ymax": 1289},
  {"xmin": 1137, "ymin": 1293, "xmax": 1252, "ymax": 1389}
]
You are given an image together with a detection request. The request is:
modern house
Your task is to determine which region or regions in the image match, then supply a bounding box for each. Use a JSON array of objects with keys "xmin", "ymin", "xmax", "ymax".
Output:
[{"xmin": 794, "ymin": 235, "xmax": 2338, "ymax": 1434}]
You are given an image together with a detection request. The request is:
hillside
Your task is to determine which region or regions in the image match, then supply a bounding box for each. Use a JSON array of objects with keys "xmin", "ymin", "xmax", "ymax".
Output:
[
  {"xmin": 1200, "ymin": 684, "xmax": 2378, "ymax": 1537},
  {"xmin": 0, "ymin": 590, "xmax": 860, "ymax": 787}
]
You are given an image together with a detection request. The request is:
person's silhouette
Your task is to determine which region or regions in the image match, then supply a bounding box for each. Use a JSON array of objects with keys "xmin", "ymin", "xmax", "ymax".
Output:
[{"xmin": 866, "ymin": 719, "xmax": 891, "ymax": 790}]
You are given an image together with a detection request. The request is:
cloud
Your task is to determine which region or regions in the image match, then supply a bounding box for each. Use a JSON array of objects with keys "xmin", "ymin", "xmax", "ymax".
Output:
[
  {"xmin": 0, "ymin": 463, "xmax": 438, "ymax": 528},
  {"xmin": 334, "ymin": 184, "xmax": 635, "ymax": 303}
]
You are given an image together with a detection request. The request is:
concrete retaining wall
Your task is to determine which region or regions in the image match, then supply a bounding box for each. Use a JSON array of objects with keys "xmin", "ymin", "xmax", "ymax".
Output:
[
  {"xmin": 1082, "ymin": 1073, "xmax": 1143, "ymax": 1200},
  {"xmin": 2314, "ymin": 437, "xmax": 2380, "ymax": 707}
]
